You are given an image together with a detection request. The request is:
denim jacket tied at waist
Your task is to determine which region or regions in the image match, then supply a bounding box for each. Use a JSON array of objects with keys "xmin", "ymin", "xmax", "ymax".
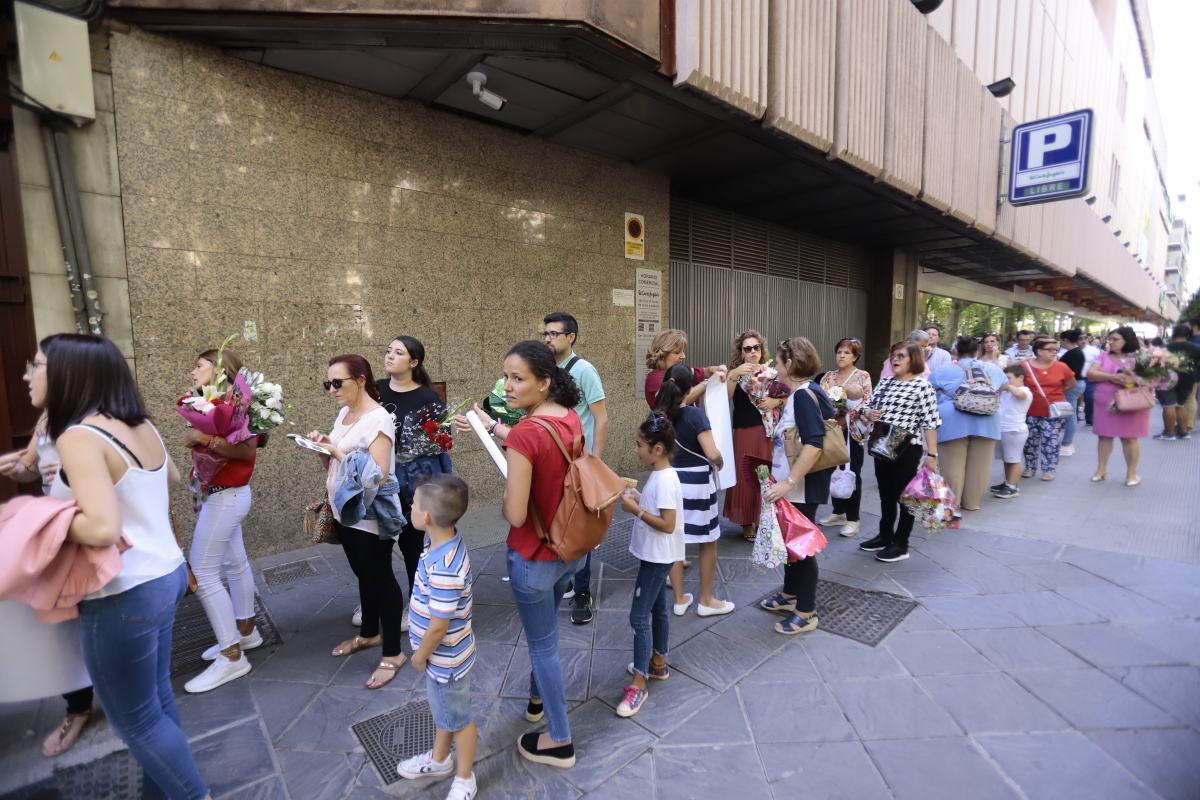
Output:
[{"xmin": 332, "ymin": 447, "xmax": 406, "ymax": 540}]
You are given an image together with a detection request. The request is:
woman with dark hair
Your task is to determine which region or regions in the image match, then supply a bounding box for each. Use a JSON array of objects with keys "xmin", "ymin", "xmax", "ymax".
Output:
[
  {"xmin": 760, "ymin": 337, "xmax": 832, "ymax": 635},
  {"xmin": 1057, "ymin": 330, "xmax": 1087, "ymax": 457},
  {"xmin": 1088, "ymin": 327, "xmax": 1148, "ymax": 486},
  {"xmin": 454, "ymin": 340, "xmax": 583, "ymax": 768},
  {"xmin": 857, "ymin": 341, "xmax": 942, "ymax": 563},
  {"xmin": 656, "ymin": 363, "xmax": 729, "ymax": 617},
  {"xmin": 980, "ymin": 333, "xmax": 1009, "ymax": 369},
  {"xmin": 818, "ymin": 337, "xmax": 872, "ymax": 536},
  {"xmin": 181, "ymin": 348, "xmax": 263, "ymax": 694},
  {"xmin": 39, "ymin": 334, "xmax": 209, "ymax": 800},
  {"xmin": 305, "ymin": 354, "xmax": 406, "ymax": 689},
  {"xmin": 724, "ymin": 329, "xmax": 778, "ymax": 541},
  {"xmin": 1021, "ymin": 337, "xmax": 1076, "ymax": 481},
  {"xmin": 369, "ymin": 336, "xmax": 451, "ymax": 628}
]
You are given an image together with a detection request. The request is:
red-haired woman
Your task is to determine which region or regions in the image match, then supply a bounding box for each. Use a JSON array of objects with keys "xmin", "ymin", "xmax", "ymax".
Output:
[{"xmin": 305, "ymin": 354, "xmax": 405, "ymax": 689}]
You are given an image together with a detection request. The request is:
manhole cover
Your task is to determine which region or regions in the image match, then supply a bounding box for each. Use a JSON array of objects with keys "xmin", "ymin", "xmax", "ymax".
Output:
[
  {"xmin": 352, "ymin": 699, "xmax": 437, "ymax": 785},
  {"xmin": 759, "ymin": 580, "xmax": 917, "ymax": 646},
  {"xmin": 261, "ymin": 559, "xmax": 319, "ymax": 586},
  {"xmin": 0, "ymin": 750, "xmax": 141, "ymax": 800},
  {"xmin": 594, "ymin": 517, "xmax": 639, "ymax": 573},
  {"xmin": 171, "ymin": 592, "xmax": 283, "ymax": 677}
]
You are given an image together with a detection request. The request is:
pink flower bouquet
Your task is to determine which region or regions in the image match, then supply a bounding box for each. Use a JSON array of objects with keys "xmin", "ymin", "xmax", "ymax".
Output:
[
  {"xmin": 900, "ymin": 466, "xmax": 960, "ymax": 532},
  {"xmin": 738, "ymin": 366, "xmax": 792, "ymax": 437}
]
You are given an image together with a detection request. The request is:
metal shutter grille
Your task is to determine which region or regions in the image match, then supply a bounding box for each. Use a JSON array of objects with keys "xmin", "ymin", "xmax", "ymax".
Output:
[
  {"xmin": 796, "ymin": 232, "xmax": 826, "ymax": 282},
  {"xmin": 733, "ymin": 217, "xmax": 770, "ymax": 274}
]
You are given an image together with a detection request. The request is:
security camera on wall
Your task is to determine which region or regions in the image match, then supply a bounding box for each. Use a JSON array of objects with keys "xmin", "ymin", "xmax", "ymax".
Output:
[{"xmin": 466, "ymin": 71, "xmax": 506, "ymax": 111}]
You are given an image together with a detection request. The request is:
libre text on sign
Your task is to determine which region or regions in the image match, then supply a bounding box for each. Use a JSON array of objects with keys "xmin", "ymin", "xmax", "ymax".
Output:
[{"xmin": 1008, "ymin": 109, "xmax": 1093, "ymax": 206}]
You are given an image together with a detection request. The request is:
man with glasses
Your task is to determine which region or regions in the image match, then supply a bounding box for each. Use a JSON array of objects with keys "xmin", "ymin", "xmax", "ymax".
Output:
[
  {"xmin": 542, "ymin": 311, "xmax": 608, "ymax": 625},
  {"xmin": 1005, "ymin": 330, "xmax": 1037, "ymax": 362}
]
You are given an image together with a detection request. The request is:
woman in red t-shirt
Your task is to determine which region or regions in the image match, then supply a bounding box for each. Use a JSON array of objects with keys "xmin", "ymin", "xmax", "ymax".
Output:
[
  {"xmin": 180, "ymin": 348, "xmax": 262, "ymax": 695},
  {"xmin": 462, "ymin": 340, "xmax": 584, "ymax": 769},
  {"xmin": 1021, "ymin": 337, "xmax": 1077, "ymax": 481},
  {"xmin": 643, "ymin": 329, "xmax": 727, "ymax": 409}
]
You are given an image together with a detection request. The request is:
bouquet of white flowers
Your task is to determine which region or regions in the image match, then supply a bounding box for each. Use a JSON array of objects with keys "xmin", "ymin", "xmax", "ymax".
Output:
[{"xmin": 243, "ymin": 371, "xmax": 285, "ymax": 435}]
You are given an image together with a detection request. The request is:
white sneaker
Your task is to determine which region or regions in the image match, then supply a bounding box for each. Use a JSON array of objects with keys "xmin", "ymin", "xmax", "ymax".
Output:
[
  {"xmin": 396, "ymin": 749, "xmax": 454, "ymax": 780},
  {"xmin": 446, "ymin": 774, "xmax": 478, "ymax": 800},
  {"xmin": 819, "ymin": 512, "xmax": 847, "ymax": 526},
  {"xmin": 839, "ymin": 521, "xmax": 860, "ymax": 537},
  {"xmin": 562, "ymin": 582, "xmax": 575, "ymax": 600},
  {"xmin": 1059, "ymin": 445, "xmax": 1075, "ymax": 456},
  {"xmin": 351, "ymin": 605, "xmax": 362, "ymax": 627},
  {"xmin": 184, "ymin": 654, "xmax": 251, "ymax": 693},
  {"xmin": 201, "ymin": 629, "xmax": 264, "ymax": 661},
  {"xmin": 672, "ymin": 593, "xmax": 694, "ymax": 616},
  {"xmin": 697, "ymin": 599, "xmax": 736, "ymax": 617}
]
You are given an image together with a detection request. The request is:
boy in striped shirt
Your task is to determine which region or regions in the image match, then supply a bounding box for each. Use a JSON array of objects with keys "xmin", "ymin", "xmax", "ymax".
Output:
[{"xmin": 397, "ymin": 475, "xmax": 478, "ymax": 800}]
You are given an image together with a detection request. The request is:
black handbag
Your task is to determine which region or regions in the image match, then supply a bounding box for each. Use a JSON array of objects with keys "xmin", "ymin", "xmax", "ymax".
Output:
[{"xmin": 867, "ymin": 421, "xmax": 914, "ymax": 462}]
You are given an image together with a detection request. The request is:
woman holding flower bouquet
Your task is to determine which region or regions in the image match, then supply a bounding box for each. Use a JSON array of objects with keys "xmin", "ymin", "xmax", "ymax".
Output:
[
  {"xmin": 818, "ymin": 338, "xmax": 872, "ymax": 536},
  {"xmin": 1088, "ymin": 327, "xmax": 1148, "ymax": 486},
  {"xmin": 181, "ymin": 348, "xmax": 264, "ymax": 695},
  {"xmin": 760, "ymin": 337, "xmax": 833, "ymax": 635},
  {"xmin": 724, "ymin": 330, "xmax": 784, "ymax": 541}
]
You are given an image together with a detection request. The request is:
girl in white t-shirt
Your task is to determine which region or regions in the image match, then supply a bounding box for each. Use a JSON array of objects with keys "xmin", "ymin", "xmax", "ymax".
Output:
[{"xmin": 615, "ymin": 412, "xmax": 684, "ymax": 718}]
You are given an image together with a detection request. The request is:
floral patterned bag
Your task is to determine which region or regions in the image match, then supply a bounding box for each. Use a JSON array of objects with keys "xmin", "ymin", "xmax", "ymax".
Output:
[{"xmin": 304, "ymin": 500, "xmax": 339, "ymax": 545}]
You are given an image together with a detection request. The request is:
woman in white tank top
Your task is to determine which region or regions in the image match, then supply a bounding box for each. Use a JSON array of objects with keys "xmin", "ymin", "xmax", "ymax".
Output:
[{"xmin": 38, "ymin": 334, "xmax": 211, "ymax": 800}]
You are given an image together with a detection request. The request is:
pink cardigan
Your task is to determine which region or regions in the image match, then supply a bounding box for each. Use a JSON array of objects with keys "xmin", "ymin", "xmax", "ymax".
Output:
[{"xmin": 0, "ymin": 495, "xmax": 126, "ymax": 622}]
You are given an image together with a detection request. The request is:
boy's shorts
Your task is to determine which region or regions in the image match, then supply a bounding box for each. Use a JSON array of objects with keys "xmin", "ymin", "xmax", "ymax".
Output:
[
  {"xmin": 426, "ymin": 672, "xmax": 472, "ymax": 732},
  {"xmin": 1000, "ymin": 430, "xmax": 1028, "ymax": 464}
]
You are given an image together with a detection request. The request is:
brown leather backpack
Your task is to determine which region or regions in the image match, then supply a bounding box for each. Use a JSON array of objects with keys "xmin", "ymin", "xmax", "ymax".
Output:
[{"xmin": 526, "ymin": 417, "xmax": 626, "ymax": 562}]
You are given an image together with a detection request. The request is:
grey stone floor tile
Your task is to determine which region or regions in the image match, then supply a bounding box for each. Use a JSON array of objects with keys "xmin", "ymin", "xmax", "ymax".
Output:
[
  {"xmin": 471, "ymin": 573, "xmax": 517, "ymax": 606},
  {"xmin": 739, "ymin": 682, "xmax": 856, "ymax": 743},
  {"xmin": 1060, "ymin": 547, "xmax": 1200, "ymax": 589},
  {"xmin": 922, "ymin": 555, "xmax": 1046, "ymax": 595},
  {"xmin": 802, "ymin": 633, "xmax": 908, "ymax": 681},
  {"xmin": 864, "ymin": 738, "xmax": 1018, "ymax": 800},
  {"xmin": 596, "ymin": 578, "xmax": 636, "ymax": 610},
  {"xmin": 719, "ymin": 557, "xmax": 780, "ymax": 583},
  {"xmin": 220, "ymin": 775, "xmax": 288, "ymax": 799},
  {"xmin": 501, "ymin": 646, "xmax": 591, "ymax": 702},
  {"xmin": 191, "ymin": 719, "xmax": 276, "ymax": 798},
  {"xmin": 590, "ymin": 609, "xmax": 637, "ymax": 650},
  {"xmin": 757, "ymin": 741, "xmax": 891, "ymax": 799},
  {"xmin": 651, "ymin": 744, "xmax": 772, "ymax": 800},
  {"xmin": 1088, "ymin": 728, "xmax": 1200, "ymax": 800},
  {"xmin": 917, "ymin": 673, "xmax": 1069, "ymax": 733},
  {"xmin": 1007, "ymin": 559, "xmax": 1120, "ymax": 590},
  {"xmin": 466, "ymin": 643, "xmax": 516, "ymax": 696},
  {"xmin": 1114, "ymin": 618, "xmax": 1200, "ymax": 665},
  {"xmin": 579, "ymin": 751, "xmax": 653, "ymax": 800},
  {"xmin": 1010, "ymin": 669, "xmax": 1180, "ymax": 729},
  {"xmin": 957, "ymin": 627, "xmax": 1091, "ymax": 672},
  {"xmin": 276, "ymin": 749, "xmax": 357, "ymax": 800},
  {"xmin": 471, "ymin": 604, "xmax": 524, "ymax": 644},
  {"xmin": 740, "ymin": 638, "xmax": 821, "ymax": 685},
  {"xmin": 884, "ymin": 569, "xmax": 979, "ymax": 597},
  {"xmin": 976, "ymin": 731, "xmax": 1156, "ymax": 800},
  {"xmin": 656, "ymin": 687, "xmax": 753, "ymax": 746},
  {"xmin": 276, "ymin": 685, "xmax": 410, "ymax": 752},
  {"xmin": 1118, "ymin": 579, "xmax": 1200, "ymax": 617},
  {"xmin": 986, "ymin": 591, "xmax": 1104, "ymax": 626},
  {"xmin": 1052, "ymin": 585, "xmax": 1176, "ymax": 622},
  {"xmin": 1036, "ymin": 623, "xmax": 1180, "ymax": 668},
  {"xmin": 828, "ymin": 677, "xmax": 961, "ymax": 740},
  {"xmin": 471, "ymin": 696, "xmax": 540, "ymax": 765},
  {"xmin": 175, "ymin": 673, "xmax": 257, "ymax": 739},
  {"xmin": 884, "ymin": 630, "xmax": 997, "ymax": 676},
  {"xmin": 250, "ymin": 625, "xmax": 355, "ymax": 684},
  {"xmin": 918, "ymin": 595, "xmax": 1026, "ymax": 630},
  {"xmin": 516, "ymin": 611, "xmax": 597, "ymax": 650},
  {"xmin": 892, "ymin": 605, "xmax": 949, "ymax": 632},
  {"xmin": 722, "ymin": 579, "xmax": 785, "ymax": 610},
  {"xmin": 596, "ymin": 668, "xmax": 716, "ymax": 738},
  {"xmin": 705, "ymin": 610, "xmax": 793, "ymax": 654},
  {"xmin": 562, "ymin": 699, "xmax": 654, "ymax": 793},
  {"xmin": 669, "ymin": 630, "xmax": 772, "ymax": 691},
  {"xmin": 1114, "ymin": 665, "xmax": 1200, "ymax": 727},
  {"xmin": 465, "ymin": 747, "xmax": 584, "ymax": 799},
  {"xmin": 588, "ymin": 647, "xmax": 633, "ymax": 701},
  {"xmin": 249, "ymin": 678, "xmax": 324, "ymax": 740},
  {"xmin": 328, "ymin": 647, "xmax": 424, "ymax": 691}
]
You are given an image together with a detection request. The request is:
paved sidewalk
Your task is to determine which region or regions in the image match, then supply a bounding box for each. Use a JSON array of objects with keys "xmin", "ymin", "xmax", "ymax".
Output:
[{"xmin": 2, "ymin": 426, "xmax": 1198, "ymax": 799}]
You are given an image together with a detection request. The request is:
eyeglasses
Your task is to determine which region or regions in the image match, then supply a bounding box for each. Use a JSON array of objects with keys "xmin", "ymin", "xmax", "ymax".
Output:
[
  {"xmin": 741, "ymin": 343, "xmax": 762, "ymax": 353},
  {"xmin": 24, "ymin": 359, "xmax": 46, "ymax": 377},
  {"xmin": 541, "ymin": 330, "xmax": 568, "ymax": 340},
  {"xmin": 323, "ymin": 378, "xmax": 347, "ymax": 391}
]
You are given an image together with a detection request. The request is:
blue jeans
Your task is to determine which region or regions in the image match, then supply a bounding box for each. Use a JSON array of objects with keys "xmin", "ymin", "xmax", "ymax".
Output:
[
  {"xmin": 1084, "ymin": 380, "xmax": 1098, "ymax": 425},
  {"xmin": 80, "ymin": 565, "xmax": 208, "ymax": 800},
  {"xmin": 506, "ymin": 548, "xmax": 584, "ymax": 742},
  {"xmin": 572, "ymin": 551, "xmax": 593, "ymax": 594},
  {"xmin": 1062, "ymin": 380, "xmax": 1087, "ymax": 446},
  {"xmin": 629, "ymin": 561, "xmax": 672, "ymax": 679}
]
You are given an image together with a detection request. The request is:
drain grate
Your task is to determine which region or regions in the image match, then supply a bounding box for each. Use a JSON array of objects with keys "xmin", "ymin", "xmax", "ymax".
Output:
[
  {"xmin": 352, "ymin": 699, "xmax": 438, "ymax": 785},
  {"xmin": 0, "ymin": 749, "xmax": 141, "ymax": 800},
  {"xmin": 759, "ymin": 580, "xmax": 917, "ymax": 647},
  {"xmin": 594, "ymin": 517, "xmax": 640, "ymax": 573},
  {"xmin": 171, "ymin": 592, "xmax": 282, "ymax": 677},
  {"xmin": 261, "ymin": 559, "xmax": 319, "ymax": 586}
]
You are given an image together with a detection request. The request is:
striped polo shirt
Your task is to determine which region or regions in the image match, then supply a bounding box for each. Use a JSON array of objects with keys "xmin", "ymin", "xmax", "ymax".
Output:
[{"xmin": 408, "ymin": 534, "xmax": 475, "ymax": 682}]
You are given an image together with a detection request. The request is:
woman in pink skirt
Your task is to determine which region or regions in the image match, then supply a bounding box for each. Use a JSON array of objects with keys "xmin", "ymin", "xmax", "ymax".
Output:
[
  {"xmin": 1087, "ymin": 326, "xmax": 1148, "ymax": 486},
  {"xmin": 723, "ymin": 330, "xmax": 779, "ymax": 541}
]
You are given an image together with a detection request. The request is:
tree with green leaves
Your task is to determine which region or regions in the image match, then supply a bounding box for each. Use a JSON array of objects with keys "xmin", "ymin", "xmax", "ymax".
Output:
[{"xmin": 1182, "ymin": 288, "xmax": 1200, "ymax": 322}]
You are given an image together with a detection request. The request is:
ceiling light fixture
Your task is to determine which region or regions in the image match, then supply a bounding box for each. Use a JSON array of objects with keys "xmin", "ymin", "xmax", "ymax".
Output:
[
  {"xmin": 465, "ymin": 71, "xmax": 506, "ymax": 112},
  {"xmin": 987, "ymin": 78, "xmax": 1016, "ymax": 98}
]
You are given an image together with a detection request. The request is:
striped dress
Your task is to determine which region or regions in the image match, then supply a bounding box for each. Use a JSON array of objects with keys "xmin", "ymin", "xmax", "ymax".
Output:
[
  {"xmin": 407, "ymin": 534, "xmax": 476, "ymax": 682},
  {"xmin": 670, "ymin": 406, "xmax": 720, "ymax": 545}
]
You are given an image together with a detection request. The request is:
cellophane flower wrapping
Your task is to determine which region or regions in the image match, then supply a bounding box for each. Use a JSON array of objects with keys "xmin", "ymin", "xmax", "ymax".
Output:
[
  {"xmin": 752, "ymin": 466, "xmax": 788, "ymax": 569},
  {"xmin": 738, "ymin": 367, "xmax": 792, "ymax": 437},
  {"xmin": 243, "ymin": 370, "xmax": 285, "ymax": 435},
  {"xmin": 177, "ymin": 359, "xmax": 254, "ymax": 504},
  {"xmin": 1132, "ymin": 348, "xmax": 1184, "ymax": 390},
  {"xmin": 777, "ymin": 495, "xmax": 828, "ymax": 560},
  {"xmin": 900, "ymin": 466, "xmax": 960, "ymax": 532}
]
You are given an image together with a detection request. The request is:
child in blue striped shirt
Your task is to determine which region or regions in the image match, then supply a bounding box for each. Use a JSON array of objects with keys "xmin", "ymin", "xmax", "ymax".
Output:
[{"xmin": 397, "ymin": 474, "xmax": 478, "ymax": 800}]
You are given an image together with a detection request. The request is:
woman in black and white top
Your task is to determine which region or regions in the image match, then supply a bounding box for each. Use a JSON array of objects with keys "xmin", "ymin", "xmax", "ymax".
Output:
[{"xmin": 855, "ymin": 341, "xmax": 941, "ymax": 563}]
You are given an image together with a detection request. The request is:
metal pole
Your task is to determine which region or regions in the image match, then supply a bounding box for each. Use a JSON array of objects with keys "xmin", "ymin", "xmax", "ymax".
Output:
[
  {"xmin": 40, "ymin": 125, "xmax": 88, "ymax": 334},
  {"xmin": 52, "ymin": 127, "xmax": 103, "ymax": 334}
]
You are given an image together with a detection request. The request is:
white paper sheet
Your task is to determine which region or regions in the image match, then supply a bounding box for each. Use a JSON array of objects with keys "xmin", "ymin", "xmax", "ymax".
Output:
[
  {"xmin": 467, "ymin": 410, "xmax": 508, "ymax": 478},
  {"xmin": 704, "ymin": 375, "xmax": 737, "ymax": 490}
]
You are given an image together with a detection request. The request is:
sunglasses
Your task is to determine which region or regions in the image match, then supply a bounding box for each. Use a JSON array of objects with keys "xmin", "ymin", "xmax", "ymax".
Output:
[
  {"xmin": 323, "ymin": 378, "xmax": 349, "ymax": 391},
  {"xmin": 741, "ymin": 343, "xmax": 762, "ymax": 353}
]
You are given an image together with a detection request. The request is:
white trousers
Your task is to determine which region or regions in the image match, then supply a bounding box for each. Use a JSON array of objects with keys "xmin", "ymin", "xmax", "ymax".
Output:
[{"xmin": 190, "ymin": 486, "xmax": 254, "ymax": 649}]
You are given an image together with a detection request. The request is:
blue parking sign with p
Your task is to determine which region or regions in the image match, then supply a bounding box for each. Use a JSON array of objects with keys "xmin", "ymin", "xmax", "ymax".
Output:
[{"xmin": 1009, "ymin": 109, "xmax": 1093, "ymax": 206}]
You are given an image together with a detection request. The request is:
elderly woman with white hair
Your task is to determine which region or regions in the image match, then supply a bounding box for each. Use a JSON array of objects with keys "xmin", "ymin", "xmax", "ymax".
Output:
[{"xmin": 879, "ymin": 330, "xmax": 934, "ymax": 380}]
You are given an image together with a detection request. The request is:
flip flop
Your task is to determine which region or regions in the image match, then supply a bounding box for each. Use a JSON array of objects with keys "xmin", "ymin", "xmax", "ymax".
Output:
[
  {"xmin": 42, "ymin": 711, "xmax": 91, "ymax": 758},
  {"xmin": 332, "ymin": 635, "xmax": 378, "ymax": 657},
  {"xmin": 366, "ymin": 657, "xmax": 406, "ymax": 689}
]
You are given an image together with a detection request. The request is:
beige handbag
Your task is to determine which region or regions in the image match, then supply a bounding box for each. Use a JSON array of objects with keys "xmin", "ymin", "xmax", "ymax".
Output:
[{"xmin": 783, "ymin": 389, "xmax": 850, "ymax": 473}]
